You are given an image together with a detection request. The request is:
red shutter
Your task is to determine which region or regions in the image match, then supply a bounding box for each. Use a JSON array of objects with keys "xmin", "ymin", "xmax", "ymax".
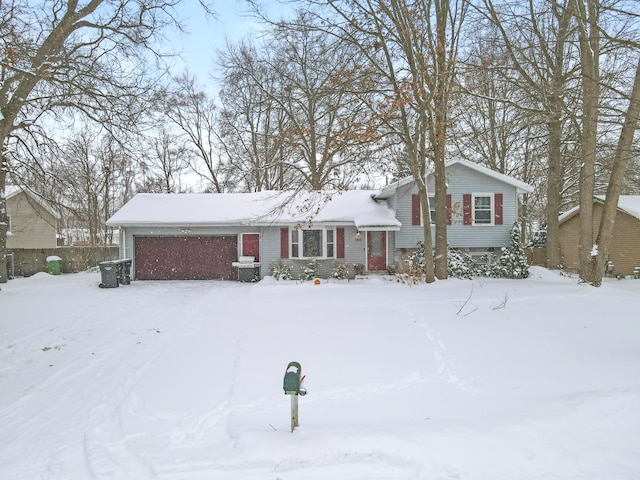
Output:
[
  {"xmin": 412, "ymin": 194, "xmax": 420, "ymax": 225},
  {"xmin": 336, "ymin": 227, "xmax": 345, "ymax": 258},
  {"xmin": 280, "ymin": 227, "xmax": 289, "ymax": 258},
  {"xmin": 446, "ymin": 194, "xmax": 452, "ymax": 225},
  {"xmin": 494, "ymin": 193, "xmax": 503, "ymax": 225},
  {"xmin": 463, "ymin": 194, "xmax": 472, "ymax": 225}
]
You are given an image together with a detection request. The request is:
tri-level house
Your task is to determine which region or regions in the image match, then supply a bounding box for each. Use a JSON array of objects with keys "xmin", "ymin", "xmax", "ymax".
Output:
[{"xmin": 107, "ymin": 159, "xmax": 533, "ymax": 281}]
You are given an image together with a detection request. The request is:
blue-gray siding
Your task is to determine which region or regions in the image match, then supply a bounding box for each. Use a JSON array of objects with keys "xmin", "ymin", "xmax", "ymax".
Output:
[{"xmin": 394, "ymin": 163, "xmax": 520, "ymax": 250}]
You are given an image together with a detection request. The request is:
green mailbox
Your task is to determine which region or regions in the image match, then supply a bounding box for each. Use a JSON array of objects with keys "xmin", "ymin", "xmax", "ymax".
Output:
[{"xmin": 283, "ymin": 361, "xmax": 306, "ymax": 395}]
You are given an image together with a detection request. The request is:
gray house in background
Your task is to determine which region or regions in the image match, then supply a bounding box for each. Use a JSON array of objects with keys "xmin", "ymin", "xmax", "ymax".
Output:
[{"xmin": 107, "ymin": 161, "xmax": 533, "ymax": 281}]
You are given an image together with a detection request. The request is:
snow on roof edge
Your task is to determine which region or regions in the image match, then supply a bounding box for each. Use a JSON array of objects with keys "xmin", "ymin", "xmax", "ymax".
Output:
[{"xmin": 375, "ymin": 159, "xmax": 534, "ymax": 199}]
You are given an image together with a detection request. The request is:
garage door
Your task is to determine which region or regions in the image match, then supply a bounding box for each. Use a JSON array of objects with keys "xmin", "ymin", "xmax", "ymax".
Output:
[{"xmin": 135, "ymin": 236, "xmax": 238, "ymax": 280}]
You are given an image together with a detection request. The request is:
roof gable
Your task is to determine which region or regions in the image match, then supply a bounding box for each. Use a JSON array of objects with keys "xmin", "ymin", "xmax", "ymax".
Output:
[
  {"xmin": 5, "ymin": 185, "xmax": 61, "ymax": 219},
  {"xmin": 375, "ymin": 159, "xmax": 534, "ymax": 199},
  {"xmin": 560, "ymin": 195, "xmax": 640, "ymax": 224}
]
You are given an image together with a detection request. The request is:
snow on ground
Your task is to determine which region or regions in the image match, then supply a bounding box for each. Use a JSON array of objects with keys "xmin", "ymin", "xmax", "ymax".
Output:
[{"xmin": 1, "ymin": 268, "xmax": 639, "ymax": 479}]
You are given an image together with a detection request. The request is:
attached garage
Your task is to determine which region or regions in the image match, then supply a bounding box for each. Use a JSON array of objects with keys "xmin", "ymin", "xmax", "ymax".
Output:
[{"xmin": 135, "ymin": 236, "xmax": 238, "ymax": 280}]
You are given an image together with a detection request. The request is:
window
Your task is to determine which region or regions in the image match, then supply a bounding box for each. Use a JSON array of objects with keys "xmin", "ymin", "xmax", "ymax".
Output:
[
  {"xmin": 291, "ymin": 227, "xmax": 336, "ymax": 259},
  {"xmin": 291, "ymin": 229, "xmax": 299, "ymax": 258},
  {"xmin": 473, "ymin": 194, "xmax": 493, "ymax": 225},
  {"xmin": 326, "ymin": 229, "xmax": 335, "ymax": 258},
  {"xmin": 6, "ymin": 215, "xmax": 10, "ymax": 233},
  {"xmin": 428, "ymin": 196, "xmax": 436, "ymax": 224},
  {"xmin": 412, "ymin": 194, "xmax": 451, "ymax": 225}
]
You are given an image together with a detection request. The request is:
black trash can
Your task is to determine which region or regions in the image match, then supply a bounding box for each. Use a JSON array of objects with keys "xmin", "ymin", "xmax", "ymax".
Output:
[
  {"xmin": 99, "ymin": 261, "xmax": 120, "ymax": 288},
  {"xmin": 119, "ymin": 259, "xmax": 132, "ymax": 285}
]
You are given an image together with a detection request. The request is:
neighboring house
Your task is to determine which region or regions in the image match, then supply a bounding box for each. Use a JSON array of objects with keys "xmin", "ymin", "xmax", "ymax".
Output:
[
  {"xmin": 5, "ymin": 186, "xmax": 60, "ymax": 249},
  {"xmin": 107, "ymin": 160, "xmax": 533, "ymax": 281},
  {"xmin": 558, "ymin": 195, "xmax": 640, "ymax": 277}
]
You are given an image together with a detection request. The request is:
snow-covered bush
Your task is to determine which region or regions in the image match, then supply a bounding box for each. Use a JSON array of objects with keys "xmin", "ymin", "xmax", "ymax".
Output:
[
  {"xmin": 527, "ymin": 224, "xmax": 547, "ymax": 248},
  {"xmin": 406, "ymin": 241, "xmax": 427, "ymax": 274},
  {"xmin": 447, "ymin": 249, "xmax": 476, "ymax": 279},
  {"xmin": 331, "ymin": 262, "xmax": 349, "ymax": 280},
  {"xmin": 299, "ymin": 258, "xmax": 320, "ymax": 281},
  {"xmin": 491, "ymin": 223, "xmax": 530, "ymax": 279},
  {"xmin": 400, "ymin": 242, "xmax": 427, "ymax": 283},
  {"xmin": 405, "ymin": 242, "xmax": 475, "ymax": 280},
  {"xmin": 401, "ymin": 230, "xmax": 529, "ymax": 281},
  {"xmin": 270, "ymin": 260, "xmax": 292, "ymax": 280}
]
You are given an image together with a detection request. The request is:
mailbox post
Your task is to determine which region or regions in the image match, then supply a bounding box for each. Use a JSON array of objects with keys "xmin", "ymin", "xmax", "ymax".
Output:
[{"xmin": 283, "ymin": 361, "xmax": 306, "ymax": 432}]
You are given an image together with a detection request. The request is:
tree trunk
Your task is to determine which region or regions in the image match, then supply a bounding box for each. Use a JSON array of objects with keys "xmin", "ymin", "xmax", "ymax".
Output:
[
  {"xmin": 433, "ymin": 156, "xmax": 448, "ymax": 279},
  {"xmin": 0, "ymin": 163, "xmax": 7, "ymax": 283},
  {"xmin": 433, "ymin": 0, "xmax": 449, "ymax": 280},
  {"xmin": 545, "ymin": 105, "xmax": 564, "ymax": 268},
  {"xmin": 588, "ymin": 60, "xmax": 640, "ymax": 286},
  {"xmin": 418, "ymin": 185, "xmax": 436, "ymax": 283},
  {"xmin": 573, "ymin": 0, "xmax": 600, "ymax": 283}
]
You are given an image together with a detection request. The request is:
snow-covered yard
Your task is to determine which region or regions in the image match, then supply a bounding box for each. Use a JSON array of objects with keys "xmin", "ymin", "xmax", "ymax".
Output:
[{"xmin": 1, "ymin": 268, "xmax": 639, "ymax": 479}]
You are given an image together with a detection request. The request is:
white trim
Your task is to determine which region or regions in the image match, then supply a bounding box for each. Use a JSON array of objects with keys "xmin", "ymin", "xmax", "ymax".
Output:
[
  {"xmin": 374, "ymin": 159, "xmax": 534, "ymax": 199},
  {"xmin": 471, "ymin": 193, "xmax": 495, "ymax": 226},
  {"xmin": 290, "ymin": 227, "xmax": 336, "ymax": 259}
]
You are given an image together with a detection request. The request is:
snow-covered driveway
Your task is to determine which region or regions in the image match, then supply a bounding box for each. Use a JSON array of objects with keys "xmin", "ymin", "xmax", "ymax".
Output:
[{"xmin": 1, "ymin": 269, "xmax": 639, "ymax": 479}]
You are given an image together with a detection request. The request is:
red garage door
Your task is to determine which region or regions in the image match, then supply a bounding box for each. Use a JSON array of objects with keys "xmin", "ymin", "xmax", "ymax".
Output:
[{"xmin": 135, "ymin": 236, "xmax": 237, "ymax": 280}]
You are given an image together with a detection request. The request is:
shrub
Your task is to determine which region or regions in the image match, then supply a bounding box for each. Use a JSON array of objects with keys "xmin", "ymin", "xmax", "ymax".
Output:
[
  {"xmin": 491, "ymin": 223, "xmax": 530, "ymax": 279},
  {"xmin": 270, "ymin": 259, "xmax": 292, "ymax": 280},
  {"xmin": 447, "ymin": 249, "xmax": 476, "ymax": 279},
  {"xmin": 331, "ymin": 262, "xmax": 349, "ymax": 280},
  {"xmin": 401, "ymin": 226, "xmax": 529, "ymax": 281},
  {"xmin": 299, "ymin": 258, "xmax": 320, "ymax": 281}
]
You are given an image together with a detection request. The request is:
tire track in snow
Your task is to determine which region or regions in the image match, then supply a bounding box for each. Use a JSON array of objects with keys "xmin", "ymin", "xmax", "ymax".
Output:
[{"xmin": 83, "ymin": 312, "xmax": 207, "ymax": 478}]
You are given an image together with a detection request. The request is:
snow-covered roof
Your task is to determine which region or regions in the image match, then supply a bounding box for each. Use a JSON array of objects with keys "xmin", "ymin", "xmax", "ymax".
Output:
[
  {"xmin": 375, "ymin": 159, "xmax": 534, "ymax": 199},
  {"xmin": 560, "ymin": 195, "xmax": 640, "ymax": 223},
  {"xmin": 107, "ymin": 190, "xmax": 401, "ymax": 230},
  {"xmin": 5, "ymin": 185, "xmax": 61, "ymax": 219},
  {"xmin": 609, "ymin": 195, "xmax": 640, "ymax": 220}
]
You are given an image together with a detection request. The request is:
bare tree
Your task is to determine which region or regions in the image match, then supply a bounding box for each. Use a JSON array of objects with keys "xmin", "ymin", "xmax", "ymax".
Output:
[
  {"xmin": 220, "ymin": 10, "xmax": 380, "ymax": 192},
  {"xmin": 162, "ymin": 73, "xmax": 227, "ymax": 193},
  {"xmin": 0, "ymin": 0, "xmax": 182, "ymax": 282},
  {"xmin": 476, "ymin": 0, "xmax": 579, "ymax": 269},
  {"xmin": 136, "ymin": 127, "xmax": 190, "ymax": 193},
  {"xmin": 570, "ymin": 0, "xmax": 640, "ymax": 285},
  {"xmin": 216, "ymin": 42, "xmax": 294, "ymax": 192},
  {"xmin": 307, "ymin": 0, "xmax": 467, "ymax": 282}
]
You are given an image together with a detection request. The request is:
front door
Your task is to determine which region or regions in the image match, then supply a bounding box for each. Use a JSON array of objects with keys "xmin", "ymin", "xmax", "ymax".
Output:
[
  {"xmin": 241, "ymin": 233, "xmax": 260, "ymax": 261},
  {"xmin": 367, "ymin": 231, "xmax": 387, "ymax": 271}
]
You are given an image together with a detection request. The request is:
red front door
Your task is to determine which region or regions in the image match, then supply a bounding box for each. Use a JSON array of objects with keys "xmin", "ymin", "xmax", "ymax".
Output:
[
  {"xmin": 241, "ymin": 233, "xmax": 260, "ymax": 261},
  {"xmin": 367, "ymin": 231, "xmax": 387, "ymax": 271}
]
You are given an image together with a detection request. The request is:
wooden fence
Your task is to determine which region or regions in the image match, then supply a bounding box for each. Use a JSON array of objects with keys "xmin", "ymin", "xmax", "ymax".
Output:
[{"xmin": 7, "ymin": 246, "xmax": 119, "ymax": 277}]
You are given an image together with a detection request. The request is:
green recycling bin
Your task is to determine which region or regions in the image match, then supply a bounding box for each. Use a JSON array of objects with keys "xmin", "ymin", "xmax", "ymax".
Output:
[{"xmin": 46, "ymin": 256, "xmax": 62, "ymax": 275}]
